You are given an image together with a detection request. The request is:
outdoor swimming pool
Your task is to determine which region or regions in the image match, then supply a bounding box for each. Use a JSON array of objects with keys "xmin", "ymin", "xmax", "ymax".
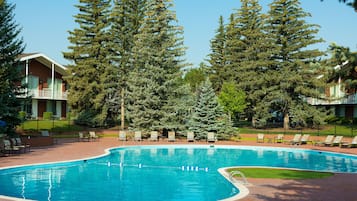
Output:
[{"xmin": 1, "ymin": 145, "xmax": 357, "ymax": 201}]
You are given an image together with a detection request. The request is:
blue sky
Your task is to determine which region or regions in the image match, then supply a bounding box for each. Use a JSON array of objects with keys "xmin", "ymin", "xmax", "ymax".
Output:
[{"xmin": 8, "ymin": 0, "xmax": 357, "ymax": 67}]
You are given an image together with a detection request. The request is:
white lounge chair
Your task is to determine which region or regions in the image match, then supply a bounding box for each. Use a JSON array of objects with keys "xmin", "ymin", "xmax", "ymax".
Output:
[
  {"xmin": 168, "ymin": 131, "xmax": 175, "ymax": 142},
  {"xmin": 256, "ymin": 133, "xmax": 264, "ymax": 143},
  {"xmin": 275, "ymin": 134, "xmax": 284, "ymax": 143},
  {"xmin": 340, "ymin": 136, "xmax": 357, "ymax": 148},
  {"xmin": 300, "ymin": 134, "xmax": 310, "ymax": 145},
  {"xmin": 78, "ymin": 132, "xmax": 89, "ymax": 142},
  {"xmin": 315, "ymin": 135, "xmax": 334, "ymax": 146},
  {"xmin": 134, "ymin": 131, "xmax": 142, "ymax": 141},
  {"xmin": 288, "ymin": 134, "xmax": 302, "ymax": 145},
  {"xmin": 89, "ymin": 131, "xmax": 99, "ymax": 141},
  {"xmin": 207, "ymin": 132, "xmax": 216, "ymax": 143},
  {"xmin": 150, "ymin": 131, "xmax": 158, "ymax": 141},
  {"xmin": 187, "ymin": 131, "xmax": 194, "ymax": 142},
  {"xmin": 332, "ymin": 136, "xmax": 343, "ymax": 146},
  {"xmin": 119, "ymin": 131, "xmax": 127, "ymax": 141}
]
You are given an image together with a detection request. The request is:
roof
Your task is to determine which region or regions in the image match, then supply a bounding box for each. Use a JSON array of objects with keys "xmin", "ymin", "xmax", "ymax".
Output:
[{"xmin": 19, "ymin": 53, "xmax": 67, "ymax": 75}]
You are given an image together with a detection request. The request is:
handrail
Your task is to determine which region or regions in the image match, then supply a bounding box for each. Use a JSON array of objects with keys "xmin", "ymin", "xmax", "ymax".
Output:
[{"xmin": 229, "ymin": 170, "xmax": 248, "ymax": 185}]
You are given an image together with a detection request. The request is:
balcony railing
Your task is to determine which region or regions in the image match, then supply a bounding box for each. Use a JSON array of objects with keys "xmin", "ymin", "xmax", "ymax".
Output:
[
  {"xmin": 18, "ymin": 88, "xmax": 68, "ymax": 100},
  {"xmin": 307, "ymin": 94, "xmax": 357, "ymax": 105}
]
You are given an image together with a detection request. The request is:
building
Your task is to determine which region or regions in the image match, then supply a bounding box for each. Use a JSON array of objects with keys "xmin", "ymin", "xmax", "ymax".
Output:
[
  {"xmin": 307, "ymin": 61, "xmax": 357, "ymax": 119},
  {"xmin": 17, "ymin": 53, "xmax": 68, "ymax": 119}
]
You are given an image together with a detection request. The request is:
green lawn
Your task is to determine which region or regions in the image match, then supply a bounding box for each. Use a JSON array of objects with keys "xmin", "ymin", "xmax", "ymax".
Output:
[{"xmin": 228, "ymin": 168, "xmax": 334, "ymax": 179}]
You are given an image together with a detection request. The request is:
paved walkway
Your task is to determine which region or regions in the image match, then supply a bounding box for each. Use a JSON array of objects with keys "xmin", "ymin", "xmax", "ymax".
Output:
[{"xmin": 1, "ymin": 134, "xmax": 357, "ymax": 201}]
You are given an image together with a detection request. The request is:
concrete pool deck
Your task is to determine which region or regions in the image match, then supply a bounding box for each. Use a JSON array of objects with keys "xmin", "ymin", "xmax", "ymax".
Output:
[{"xmin": 1, "ymin": 134, "xmax": 357, "ymax": 201}]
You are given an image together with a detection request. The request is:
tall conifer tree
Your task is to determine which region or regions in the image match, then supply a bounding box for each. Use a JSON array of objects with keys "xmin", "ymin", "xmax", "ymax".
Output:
[
  {"xmin": 63, "ymin": 0, "xmax": 112, "ymax": 126},
  {"xmin": 265, "ymin": 0, "xmax": 326, "ymax": 129},
  {"xmin": 109, "ymin": 0, "xmax": 146, "ymax": 129},
  {"xmin": 127, "ymin": 0, "xmax": 188, "ymax": 131},
  {"xmin": 208, "ymin": 16, "xmax": 226, "ymax": 92},
  {"xmin": 0, "ymin": 0, "xmax": 25, "ymax": 135}
]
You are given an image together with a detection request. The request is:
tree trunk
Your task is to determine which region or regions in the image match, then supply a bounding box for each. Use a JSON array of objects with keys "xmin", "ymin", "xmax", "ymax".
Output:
[
  {"xmin": 283, "ymin": 112, "xmax": 289, "ymax": 130},
  {"xmin": 120, "ymin": 88, "xmax": 125, "ymax": 130}
]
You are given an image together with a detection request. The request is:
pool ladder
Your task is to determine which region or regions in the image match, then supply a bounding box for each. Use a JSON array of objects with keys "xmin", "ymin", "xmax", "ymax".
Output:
[{"xmin": 229, "ymin": 170, "xmax": 249, "ymax": 185}]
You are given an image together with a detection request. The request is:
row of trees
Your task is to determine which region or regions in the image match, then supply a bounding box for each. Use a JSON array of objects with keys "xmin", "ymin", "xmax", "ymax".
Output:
[
  {"xmin": 206, "ymin": 0, "xmax": 330, "ymax": 129},
  {"xmin": 63, "ymin": 0, "xmax": 234, "ymax": 138}
]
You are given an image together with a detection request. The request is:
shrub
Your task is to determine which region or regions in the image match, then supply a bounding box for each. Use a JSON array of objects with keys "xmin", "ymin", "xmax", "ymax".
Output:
[
  {"xmin": 43, "ymin": 112, "xmax": 53, "ymax": 120},
  {"xmin": 18, "ymin": 111, "xmax": 26, "ymax": 120}
]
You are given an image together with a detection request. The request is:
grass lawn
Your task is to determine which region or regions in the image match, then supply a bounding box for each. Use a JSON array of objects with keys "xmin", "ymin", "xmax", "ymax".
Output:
[{"xmin": 228, "ymin": 168, "xmax": 334, "ymax": 179}]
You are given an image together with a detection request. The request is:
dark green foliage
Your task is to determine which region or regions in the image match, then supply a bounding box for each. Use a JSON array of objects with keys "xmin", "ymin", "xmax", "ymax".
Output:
[
  {"xmin": 189, "ymin": 78, "xmax": 231, "ymax": 139},
  {"xmin": 264, "ymin": 0, "xmax": 327, "ymax": 129},
  {"xmin": 126, "ymin": 0, "xmax": 188, "ymax": 131},
  {"xmin": 0, "ymin": 0, "xmax": 25, "ymax": 135},
  {"xmin": 63, "ymin": 0, "xmax": 112, "ymax": 127}
]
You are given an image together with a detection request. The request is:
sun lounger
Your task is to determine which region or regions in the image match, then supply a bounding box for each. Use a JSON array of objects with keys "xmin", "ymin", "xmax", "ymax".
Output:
[
  {"xmin": 89, "ymin": 131, "xmax": 99, "ymax": 141},
  {"xmin": 331, "ymin": 136, "xmax": 343, "ymax": 146},
  {"xmin": 168, "ymin": 131, "xmax": 175, "ymax": 142},
  {"xmin": 150, "ymin": 131, "xmax": 158, "ymax": 141},
  {"xmin": 274, "ymin": 134, "xmax": 284, "ymax": 143},
  {"xmin": 10, "ymin": 138, "xmax": 26, "ymax": 153},
  {"xmin": 134, "ymin": 131, "xmax": 142, "ymax": 141},
  {"xmin": 286, "ymin": 134, "xmax": 301, "ymax": 145},
  {"xmin": 340, "ymin": 136, "xmax": 357, "ymax": 148},
  {"xmin": 256, "ymin": 133, "xmax": 264, "ymax": 143},
  {"xmin": 187, "ymin": 131, "xmax": 194, "ymax": 142},
  {"xmin": 300, "ymin": 134, "xmax": 310, "ymax": 145},
  {"xmin": 119, "ymin": 131, "xmax": 127, "ymax": 141},
  {"xmin": 207, "ymin": 132, "xmax": 216, "ymax": 143},
  {"xmin": 2, "ymin": 139, "xmax": 20, "ymax": 154},
  {"xmin": 315, "ymin": 135, "xmax": 334, "ymax": 146},
  {"xmin": 15, "ymin": 137, "xmax": 30, "ymax": 152},
  {"xmin": 78, "ymin": 132, "xmax": 90, "ymax": 142}
]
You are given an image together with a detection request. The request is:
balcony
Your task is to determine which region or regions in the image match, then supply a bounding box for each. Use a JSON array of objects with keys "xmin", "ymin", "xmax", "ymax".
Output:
[
  {"xmin": 307, "ymin": 93, "xmax": 357, "ymax": 105},
  {"xmin": 18, "ymin": 88, "xmax": 68, "ymax": 100}
]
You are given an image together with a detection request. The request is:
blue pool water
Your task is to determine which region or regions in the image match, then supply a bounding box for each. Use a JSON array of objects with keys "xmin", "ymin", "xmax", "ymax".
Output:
[{"xmin": 1, "ymin": 145, "xmax": 357, "ymax": 201}]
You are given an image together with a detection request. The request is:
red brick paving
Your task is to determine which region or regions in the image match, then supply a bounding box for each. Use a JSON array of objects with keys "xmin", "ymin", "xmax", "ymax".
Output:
[{"xmin": 1, "ymin": 134, "xmax": 357, "ymax": 201}]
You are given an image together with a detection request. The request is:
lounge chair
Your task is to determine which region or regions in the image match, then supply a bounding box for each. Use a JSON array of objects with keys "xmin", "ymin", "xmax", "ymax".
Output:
[
  {"xmin": 340, "ymin": 136, "xmax": 357, "ymax": 148},
  {"xmin": 15, "ymin": 137, "xmax": 30, "ymax": 152},
  {"xmin": 300, "ymin": 134, "xmax": 310, "ymax": 145},
  {"xmin": 150, "ymin": 131, "xmax": 158, "ymax": 141},
  {"xmin": 78, "ymin": 132, "xmax": 90, "ymax": 142},
  {"xmin": 2, "ymin": 139, "xmax": 20, "ymax": 154},
  {"xmin": 288, "ymin": 134, "xmax": 302, "ymax": 145},
  {"xmin": 10, "ymin": 138, "xmax": 26, "ymax": 153},
  {"xmin": 274, "ymin": 134, "xmax": 284, "ymax": 143},
  {"xmin": 315, "ymin": 135, "xmax": 334, "ymax": 146},
  {"xmin": 89, "ymin": 131, "xmax": 99, "ymax": 141},
  {"xmin": 331, "ymin": 136, "xmax": 343, "ymax": 146},
  {"xmin": 134, "ymin": 131, "xmax": 142, "ymax": 141},
  {"xmin": 187, "ymin": 131, "xmax": 194, "ymax": 142},
  {"xmin": 207, "ymin": 132, "xmax": 216, "ymax": 143},
  {"xmin": 256, "ymin": 133, "xmax": 264, "ymax": 143},
  {"xmin": 168, "ymin": 131, "xmax": 175, "ymax": 142},
  {"xmin": 119, "ymin": 131, "xmax": 127, "ymax": 141}
]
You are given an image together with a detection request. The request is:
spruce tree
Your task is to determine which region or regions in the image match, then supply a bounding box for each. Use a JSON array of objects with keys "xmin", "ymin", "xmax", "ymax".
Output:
[
  {"xmin": 208, "ymin": 15, "xmax": 226, "ymax": 92},
  {"xmin": 126, "ymin": 0, "xmax": 188, "ymax": 131},
  {"xmin": 225, "ymin": 0, "xmax": 272, "ymax": 127},
  {"xmin": 63, "ymin": 0, "xmax": 112, "ymax": 126},
  {"xmin": 109, "ymin": 0, "xmax": 146, "ymax": 129},
  {"xmin": 189, "ymin": 78, "xmax": 226, "ymax": 140},
  {"xmin": 265, "ymin": 0, "xmax": 326, "ymax": 129},
  {"xmin": 0, "ymin": 0, "xmax": 25, "ymax": 135}
]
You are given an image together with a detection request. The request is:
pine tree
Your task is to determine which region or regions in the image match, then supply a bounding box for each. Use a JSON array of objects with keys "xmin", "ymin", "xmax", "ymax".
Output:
[
  {"xmin": 109, "ymin": 0, "xmax": 146, "ymax": 129},
  {"xmin": 225, "ymin": 0, "xmax": 272, "ymax": 127},
  {"xmin": 208, "ymin": 15, "xmax": 226, "ymax": 92},
  {"xmin": 0, "ymin": 0, "xmax": 25, "ymax": 135},
  {"xmin": 264, "ymin": 0, "xmax": 326, "ymax": 129},
  {"xmin": 127, "ymin": 0, "xmax": 188, "ymax": 131},
  {"xmin": 63, "ymin": 0, "xmax": 112, "ymax": 126},
  {"xmin": 189, "ymin": 78, "xmax": 226, "ymax": 140}
]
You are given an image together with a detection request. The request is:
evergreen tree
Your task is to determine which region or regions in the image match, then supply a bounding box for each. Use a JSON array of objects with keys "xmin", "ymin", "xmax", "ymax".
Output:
[
  {"xmin": 183, "ymin": 63, "xmax": 207, "ymax": 92},
  {"xmin": 208, "ymin": 15, "xmax": 226, "ymax": 92},
  {"xmin": 109, "ymin": 0, "xmax": 146, "ymax": 129},
  {"xmin": 264, "ymin": 0, "xmax": 326, "ymax": 129},
  {"xmin": 189, "ymin": 78, "xmax": 227, "ymax": 140},
  {"xmin": 225, "ymin": 0, "xmax": 272, "ymax": 127},
  {"xmin": 63, "ymin": 0, "xmax": 112, "ymax": 126},
  {"xmin": 127, "ymin": 0, "xmax": 188, "ymax": 131},
  {"xmin": 0, "ymin": 0, "xmax": 25, "ymax": 135}
]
